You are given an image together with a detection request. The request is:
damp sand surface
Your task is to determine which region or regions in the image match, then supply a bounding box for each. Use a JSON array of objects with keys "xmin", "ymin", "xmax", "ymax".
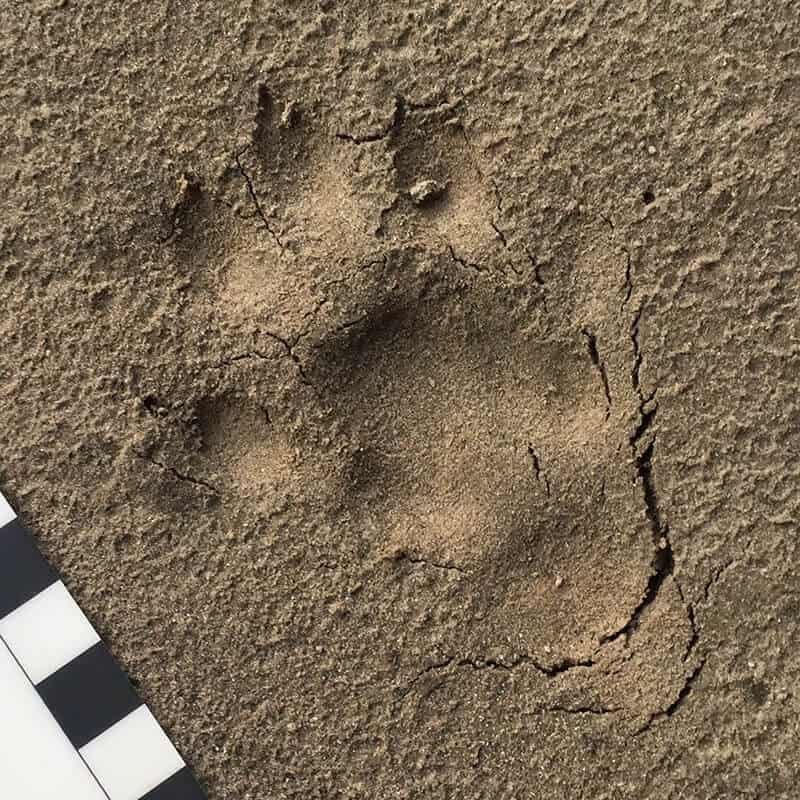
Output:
[{"xmin": 2, "ymin": 4, "xmax": 799, "ymax": 798}]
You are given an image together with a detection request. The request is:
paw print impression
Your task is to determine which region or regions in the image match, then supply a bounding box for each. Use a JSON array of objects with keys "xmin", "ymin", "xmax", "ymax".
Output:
[
  {"xmin": 323, "ymin": 281, "xmax": 652, "ymax": 661},
  {"xmin": 218, "ymin": 88, "xmax": 393, "ymax": 332},
  {"xmin": 192, "ymin": 394, "xmax": 331, "ymax": 518},
  {"xmin": 200, "ymin": 398, "xmax": 288, "ymax": 488},
  {"xmin": 382, "ymin": 102, "xmax": 503, "ymax": 265},
  {"xmin": 212, "ymin": 89, "xmax": 506, "ymax": 342}
]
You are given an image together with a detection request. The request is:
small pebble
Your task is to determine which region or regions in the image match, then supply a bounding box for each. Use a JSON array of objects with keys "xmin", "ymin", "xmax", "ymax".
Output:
[{"xmin": 410, "ymin": 179, "xmax": 446, "ymax": 205}]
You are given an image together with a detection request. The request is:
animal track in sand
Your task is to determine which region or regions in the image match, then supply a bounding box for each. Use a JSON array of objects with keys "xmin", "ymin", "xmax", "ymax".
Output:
[
  {"xmin": 160, "ymin": 86, "xmax": 691, "ymax": 701},
  {"xmin": 316, "ymin": 281, "xmax": 654, "ymax": 661},
  {"xmin": 385, "ymin": 102, "xmax": 503, "ymax": 262},
  {"xmin": 190, "ymin": 394, "xmax": 335, "ymax": 517},
  {"xmin": 197, "ymin": 397, "xmax": 294, "ymax": 505},
  {"xmin": 217, "ymin": 88, "xmax": 392, "ymax": 332},
  {"xmin": 211, "ymin": 89, "xmax": 504, "ymax": 337}
]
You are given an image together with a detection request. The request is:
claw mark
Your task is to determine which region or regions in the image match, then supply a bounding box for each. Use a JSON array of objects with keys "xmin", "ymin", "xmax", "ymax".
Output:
[
  {"xmin": 490, "ymin": 220, "xmax": 508, "ymax": 247},
  {"xmin": 525, "ymin": 247, "xmax": 548, "ymax": 309},
  {"xmin": 526, "ymin": 248, "xmax": 545, "ymax": 286},
  {"xmin": 599, "ymin": 213, "xmax": 615, "ymax": 232},
  {"xmin": 158, "ymin": 172, "xmax": 202, "ymax": 244}
]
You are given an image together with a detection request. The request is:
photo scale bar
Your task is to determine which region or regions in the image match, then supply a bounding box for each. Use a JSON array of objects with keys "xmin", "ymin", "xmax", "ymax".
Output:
[{"xmin": 0, "ymin": 490, "xmax": 206, "ymax": 800}]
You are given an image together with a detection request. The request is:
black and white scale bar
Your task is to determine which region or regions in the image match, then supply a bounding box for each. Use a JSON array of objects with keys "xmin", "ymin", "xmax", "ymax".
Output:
[{"xmin": 0, "ymin": 490, "xmax": 206, "ymax": 800}]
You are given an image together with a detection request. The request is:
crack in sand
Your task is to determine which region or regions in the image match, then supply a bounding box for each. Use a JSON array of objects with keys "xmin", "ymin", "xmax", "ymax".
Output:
[
  {"xmin": 335, "ymin": 96, "xmax": 405, "ymax": 144},
  {"xmin": 133, "ymin": 450, "xmax": 220, "ymax": 496},
  {"xmin": 680, "ymin": 594, "xmax": 700, "ymax": 662},
  {"xmin": 396, "ymin": 656, "xmax": 456, "ymax": 701},
  {"xmin": 457, "ymin": 122, "xmax": 510, "ymax": 250},
  {"xmin": 401, "ymin": 651, "xmax": 619, "ymax": 717},
  {"xmin": 630, "ymin": 303, "xmax": 645, "ymax": 392},
  {"xmin": 526, "ymin": 444, "xmax": 551, "ymax": 496},
  {"xmin": 393, "ymin": 552, "xmax": 470, "ymax": 576},
  {"xmin": 634, "ymin": 659, "xmax": 707, "ymax": 735},
  {"xmin": 447, "ymin": 244, "xmax": 489, "ymax": 274},
  {"xmin": 234, "ymin": 149, "xmax": 284, "ymax": 250},
  {"xmin": 629, "ymin": 389, "xmax": 658, "ymax": 451},
  {"xmin": 547, "ymin": 704, "xmax": 620, "ymax": 716},
  {"xmin": 400, "ymin": 652, "xmax": 596, "ymax": 698},
  {"xmin": 212, "ymin": 351, "xmax": 271, "ymax": 370},
  {"xmin": 592, "ymin": 286, "xmax": 700, "ymax": 688},
  {"xmin": 599, "ymin": 437, "xmax": 676, "ymax": 645},
  {"xmin": 581, "ymin": 327, "xmax": 613, "ymax": 413},
  {"xmin": 213, "ymin": 336, "xmax": 315, "ymax": 390},
  {"xmin": 622, "ymin": 249, "xmax": 633, "ymax": 309}
]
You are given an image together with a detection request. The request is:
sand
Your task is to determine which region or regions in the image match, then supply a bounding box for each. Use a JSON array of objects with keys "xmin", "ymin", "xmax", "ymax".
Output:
[{"xmin": 2, "ymin": 2, "xmax": 799, "ymax": 797}]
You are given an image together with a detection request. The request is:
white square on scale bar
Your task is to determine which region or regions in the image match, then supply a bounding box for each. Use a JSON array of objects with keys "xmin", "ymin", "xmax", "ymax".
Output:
[
  {"xmin": 81, "ymin": 705, "xmax": 185, "ymax": 800},
  {"xmin": 0, "ymin": 492, "xmax": 15, "ymax": 528},
  {"xmin": 0, "ymin": 581, "xmax": 100, "ymax": 684}
]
